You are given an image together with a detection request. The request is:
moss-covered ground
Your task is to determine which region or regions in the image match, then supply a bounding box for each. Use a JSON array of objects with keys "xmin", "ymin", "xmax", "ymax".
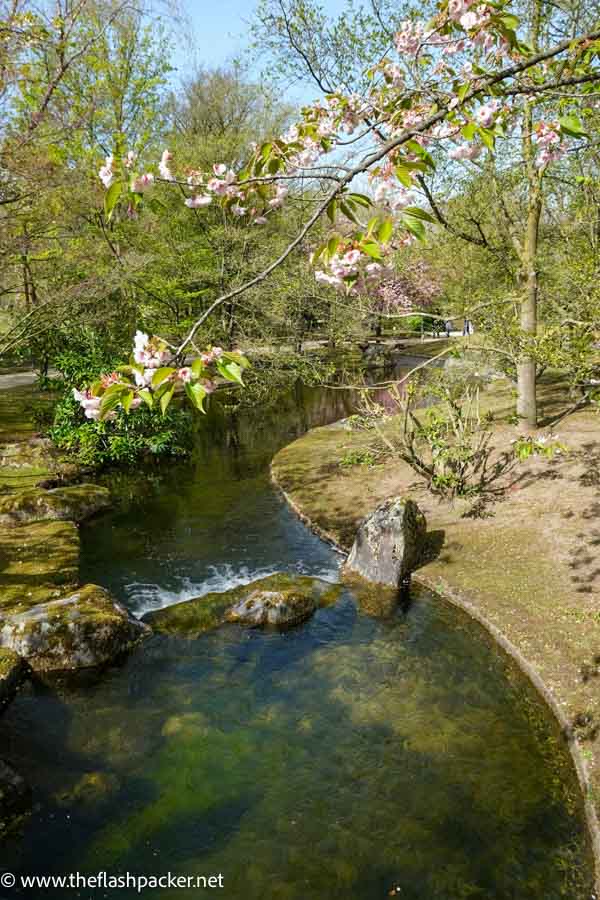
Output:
[{"xmin": 271, "ymin": 371, "xmax": 600, "ymax": 842}]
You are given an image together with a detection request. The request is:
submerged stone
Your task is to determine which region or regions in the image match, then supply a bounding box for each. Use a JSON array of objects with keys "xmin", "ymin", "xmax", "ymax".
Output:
[
  {"xmin": 145, "ymin": 573, "xmax": 342, "ymax": 636},
  {"xmin": 0, "ymin": 483, "xmax": 110, "ymax": 526},
  {"xmin": 0, "ymin": 584, "xmax": 150, "ymax": 672},
  {"xmin": 0, "ymin": 759, "xmax": 30, "ymax": 836},
  {"xmin": 343, "ymin": 496, "xmax": 426, "ymax": 588},
  {"xmin": 0, "ymin": 648, "xmax": 28, "ymax": 711},
  {"xmin": 55, "ymin": 771, "xmax": 120, "ymax": 808}
]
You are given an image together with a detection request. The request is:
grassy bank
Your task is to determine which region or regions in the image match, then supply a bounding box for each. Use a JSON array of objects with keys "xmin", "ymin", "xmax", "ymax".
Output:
[{"xmin": 271, "ymin": 371, "xmax": 600, "ymax": 880}]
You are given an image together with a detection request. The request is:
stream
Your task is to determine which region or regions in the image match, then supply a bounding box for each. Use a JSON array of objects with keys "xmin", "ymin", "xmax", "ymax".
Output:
[{"xmin": 0, "ymin": 377, "xmax": 593, "ymax": 898}]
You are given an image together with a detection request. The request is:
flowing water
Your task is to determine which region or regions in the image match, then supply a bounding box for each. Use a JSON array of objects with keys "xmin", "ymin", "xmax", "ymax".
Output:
[{"xmin": 0, "ymin": 379, "xmax": 593, "ymax": 898}]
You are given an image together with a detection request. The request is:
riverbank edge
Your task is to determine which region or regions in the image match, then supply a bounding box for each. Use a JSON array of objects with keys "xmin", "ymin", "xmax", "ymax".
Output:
[{"xmin": 271, "ymin": 454, "xmax": 600, "ymax": 894}]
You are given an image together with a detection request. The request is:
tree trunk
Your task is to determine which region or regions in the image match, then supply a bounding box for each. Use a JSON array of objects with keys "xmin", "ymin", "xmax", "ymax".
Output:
[{"xmin": 517, "ymin": 96, "xmax": 542, "ymax": 429}]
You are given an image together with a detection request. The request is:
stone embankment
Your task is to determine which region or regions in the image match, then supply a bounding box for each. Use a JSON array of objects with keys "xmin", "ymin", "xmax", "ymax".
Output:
[{"xmin": 0, "ymin": 385, "xmax": 148, "ymax": 833}]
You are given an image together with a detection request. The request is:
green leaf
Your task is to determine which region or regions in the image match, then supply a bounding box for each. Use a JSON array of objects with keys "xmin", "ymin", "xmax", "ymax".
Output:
[
  {"xmin": 377, "ymin": 218, "xmax": 394, "ymax": 243},
  {"xmin": 366, "ymin": 216, "xmax": 380, "ymax": 236},
  {"xmin": 217, "ymin": 360, "xmax": 244, "ymax": 385},
  {"xmin": 185, "ymin": 381, "xmax": 207, "ymax": 412},
  {"xmin": 326, "ymin": 235, "xmax": 340, "ymax": 258},
  {"xmin": 361, "ymin": 241, "xmax": 383, "ymax": 260},
  {"xmin": 457, "ymin": 82, "xmax": 470, "ymax": 102},
  {"xmin": 339, "ymin": 201, "xmax": 360, "ymax": 225},
  {"xmin": 402, "ymin": 215, "xmax": 426, "ymax": 241},
  {"xmin": 138, "ymin": 389, "xmax": 154, "ymax": 409},
  {"xmin": 152, "ymin": 367, "xmax": 175, "ymax": 388},
  {"xmin": 477, "ymin": 126, "xmax": 495, "ymax": 151},
  {"xmin": 191, "ymin": 358, "xmax": 206, "ymax": 377},
  {"xmin": 405, "ymin": 140, "xmax": 436, "ymax": 170},
  {"xmin": 347, "ymin": 193, "xmax": 372, "ymax": 208},
  {"xmin": 395, "ymin": 164, "xmax": 414, "ymax": 187},
  {"xmin": 121, "ymin": 391, "xmax": 136, "ymax": 414},
  {"xmin": 221, "ymin": 351, "xmax": 250, "ymax": 369},
  {"xmin": 559, "ymin": 114, "xmax": 587, "ymax": 137},
  {"xmin": 104, "ymin": 181, "xmax": 122, "ymax": 220},
  {"xmin": 461, "ymin": 122, "xmax": 476, "ymax": 140},
  {"xmin": 499, "ymin": 13, "xmax": 520, "ymax": 29},
  {"xmin": 99, "ymin": 385, "xmax": 126, "ymax": 418},
  {"xmin": 402, "ymin": 206, "xmax": 436, "ymax": 223},
  {"xmin": 261, "ymin": 142, "xmax": 273, "ymax": 161},
  {"xmin": 326, "ymin": 199, "xmax": 337, "ymax": 224},
  {"xmin": 160, "ymin": 385, "xmax": 175, "ymax": 415}
]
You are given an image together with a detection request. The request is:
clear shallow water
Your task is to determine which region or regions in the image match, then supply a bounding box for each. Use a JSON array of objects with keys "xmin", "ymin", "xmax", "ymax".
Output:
[{"xmin": 0, "ymin": 382, "xmax": 593, "ymax": 898}]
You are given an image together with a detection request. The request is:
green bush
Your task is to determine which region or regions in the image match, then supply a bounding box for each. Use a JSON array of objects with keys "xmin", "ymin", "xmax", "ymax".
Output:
[{"xmin": 47, "ymin": 347, "xmax": 194, "ymax": 469}]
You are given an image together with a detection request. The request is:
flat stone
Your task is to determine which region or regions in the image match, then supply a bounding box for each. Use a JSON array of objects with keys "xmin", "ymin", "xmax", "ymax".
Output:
[
  {"xmin": 0, "ymin": 520, "xmax": 80, "ymax": 614},
  {"xmin": 0, "ymin": 584, "xmax": 150, "ymax": 672},
  {"xmin": 145, "ymin": 573, "xmax": 342, "ymax": 636},
  {"xmin": 0, "ymin": 484, "xmax": 110, "ymax": 526}
]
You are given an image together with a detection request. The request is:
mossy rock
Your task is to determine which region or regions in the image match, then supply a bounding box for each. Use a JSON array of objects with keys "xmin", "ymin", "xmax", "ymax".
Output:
[
  {"xmin": 0, "ymin": 484, "xmax": 110, "ymax": 526},
  {"xmin": 0, "ymin": 584, "xmax": 150, "ymax": 672},
  {"xmin": 144, "ymin": 573, "xmax": 342, "ymax": 637},
  {"xmin": 226, "ymin": 587, "xmax": 316, "ymax": 627},
  {"xmin": 0, "ymin": 437, "xmax": 58, "ymax": 490},
  {"xmin": 0, "ymin": 759, "xmax": 30, "ymax": 837},
  {"xmin": 0, "ymin": 520, "xmax": 79, "ymax": 613},
  {"xmin": 0, "ymin": 648, "xmax": 28, "ymax": 711}
]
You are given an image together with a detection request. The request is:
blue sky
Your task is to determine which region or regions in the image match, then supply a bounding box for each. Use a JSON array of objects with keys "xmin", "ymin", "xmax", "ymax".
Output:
[{"xmin": 171, "ymin": 0, "xmax": 349, "ymax": 101}]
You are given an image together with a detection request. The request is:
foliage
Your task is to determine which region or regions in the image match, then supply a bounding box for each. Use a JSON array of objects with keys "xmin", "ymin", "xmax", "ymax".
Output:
[
  {"xmin": 49, "ymin": 394, "xmax": 194, "ymax": 468},
  {"xmin": 364, "ymin": 374, "xmax": 512, "ymax": 499},
  {"xmin": 339, "ymin": 448, "xmax": 380, "ymax": 467}
]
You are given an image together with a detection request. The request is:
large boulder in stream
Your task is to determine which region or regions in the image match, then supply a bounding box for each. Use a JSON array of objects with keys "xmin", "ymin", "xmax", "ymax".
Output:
[
  {"xmin": 0, "ymin": 483, "xmax": 110, "ymax": 526},
  {"xmin": 144, "ymin": 573, "xmax": 342, "ymax": 636},
  {"xmin": 0, "ymin": 584, "xmax": 149, "ymax": 673},
  {"xmin": 343, "ymin": 496, "xmax": 426, "ymax": 588}
]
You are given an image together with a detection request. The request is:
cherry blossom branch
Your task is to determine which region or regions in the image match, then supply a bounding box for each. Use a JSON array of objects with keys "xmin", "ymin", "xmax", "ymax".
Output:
[{"xmin": 171, "ymin": 28, "xmax": 600, "ymax": 357}]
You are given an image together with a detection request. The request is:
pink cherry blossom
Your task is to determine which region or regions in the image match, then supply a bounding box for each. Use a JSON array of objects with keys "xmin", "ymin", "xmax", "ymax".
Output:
[
  {"xmin": 395, "ymin": 20, "xmax": 424, "ymax": 55},
  {"xmin": 159, "ymin": 149, "xmax": 175, "ymax": 181},
  {"xmin": 185, "ymin": 195, "xmax": 212, "ymax": 208},
  {"xmin": 132, "ymin": 173, "xmax": 154, "ymax": 192},
  {"xmin": 177, "ymin": 367, "xmax": 193, "ymax": 383},
  {"xmin": 98, "ymin": 155, "xmax": 115, "ymax": 189},
  {"xmin": 475, "ymin": 100, "xmax": 500, "ymax": 127}
]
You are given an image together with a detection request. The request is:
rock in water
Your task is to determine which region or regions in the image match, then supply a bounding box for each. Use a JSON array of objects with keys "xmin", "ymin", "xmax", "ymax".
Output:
[
  {"xmin": 0, "ymin": 760, "xmax": 30, "ymax": 835},
  {"xmin": 226, "ymin": 588, "xmax": 316, "ymax": 627},
  {"xmin": 0, "ymin": 584, "xmax": 149, "ymax": 672},
  {"xmin": 0, "ymin": 483, "xmax": 110, "ymax": 526},
  {"xmin": 343, "ymin": 497, "xmax": 426, "ymax": 587},
  {"xmin": 0, "ymin": 648, "xmax": 28, "ymax": 711},
  {"xmin": 145, "ymin": 573, "xmax": 342, "ymax": 636}
]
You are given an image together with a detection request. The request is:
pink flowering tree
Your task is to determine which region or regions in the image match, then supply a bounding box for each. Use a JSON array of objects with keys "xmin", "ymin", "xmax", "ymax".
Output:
[{"xmin": 88, "ymin": 0, "xmax": 600, "ymax": 425}]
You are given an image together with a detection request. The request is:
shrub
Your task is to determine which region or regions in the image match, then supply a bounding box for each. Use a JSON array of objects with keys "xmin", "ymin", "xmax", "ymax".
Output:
[{"xmin": 47, "ymin": 347, "xmax": 194, "ymax": 469}]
